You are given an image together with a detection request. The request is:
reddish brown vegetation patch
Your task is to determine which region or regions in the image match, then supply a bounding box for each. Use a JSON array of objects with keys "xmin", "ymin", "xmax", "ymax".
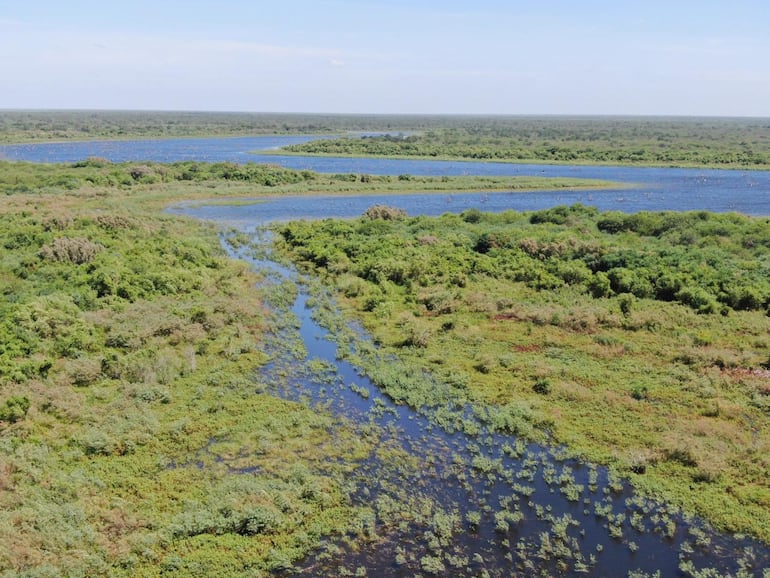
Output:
[
  {"xmin": 722, "ymin": 367, "xmax": 770, "ymax": 380},
  {"xmin": 513, "ymin": 344, "xmax": 541, "ymax": 353},
  {"xmin": 493, "ymin": 311, "xmax": 521, "ymax": 321}
]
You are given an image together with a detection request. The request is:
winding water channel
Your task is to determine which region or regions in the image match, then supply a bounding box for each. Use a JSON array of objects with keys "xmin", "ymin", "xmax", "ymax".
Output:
[
  {"xmin": 222, "ymin": 233, "xmax": 768, "ymax": 577},
  {"xmin": 6, "ymin": 136, "xmax": 770, "ymax": 575}
]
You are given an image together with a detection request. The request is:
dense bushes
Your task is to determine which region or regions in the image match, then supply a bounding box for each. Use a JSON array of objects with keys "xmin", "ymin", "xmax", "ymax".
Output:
[
  {"xmin": 0, "ymin": 191, "xmax": 371, "ymax": 575},
  {"xmin": 0, "ymin": 160, "xmax": 316, "ymax": 195},
  {"xmin": 278, "ymin": 206, "xmax": 770, "ymax": 315},
  {"xmin": 0, "ymin": 395, "xmax": 30, "ymax": 423},
  {"xmin": 0, "ymin": 210, "xmax": 243, "ymax": 390}
]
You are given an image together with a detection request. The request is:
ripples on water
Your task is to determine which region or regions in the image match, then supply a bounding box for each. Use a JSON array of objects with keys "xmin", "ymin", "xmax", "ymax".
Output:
[{"xmin": 3, "ymin": 135, "xmax": 770, "ymax": 215}]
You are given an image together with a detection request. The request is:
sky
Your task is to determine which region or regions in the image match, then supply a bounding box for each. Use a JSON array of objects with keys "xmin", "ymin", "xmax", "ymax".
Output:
[{"xmin": 1, "ymin": 0, "xmax": 769, "ymax": 116}]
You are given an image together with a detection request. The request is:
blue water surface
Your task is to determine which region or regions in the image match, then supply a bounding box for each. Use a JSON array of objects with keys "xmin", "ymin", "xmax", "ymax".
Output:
[{"xmin": 2, "ymin": 135, "xmax": 769, "ymax": 216}]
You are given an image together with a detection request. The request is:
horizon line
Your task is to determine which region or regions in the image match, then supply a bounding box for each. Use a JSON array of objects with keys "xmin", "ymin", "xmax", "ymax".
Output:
[{"xmin": 1, "ymin": 108, "xmax": 769, "ymax": 121}]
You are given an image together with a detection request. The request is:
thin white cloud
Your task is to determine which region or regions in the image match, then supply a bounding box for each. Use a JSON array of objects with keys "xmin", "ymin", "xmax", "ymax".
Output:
[{"xmin": 32, "ymin": 34, "xmax": 341, "ymax": 68}]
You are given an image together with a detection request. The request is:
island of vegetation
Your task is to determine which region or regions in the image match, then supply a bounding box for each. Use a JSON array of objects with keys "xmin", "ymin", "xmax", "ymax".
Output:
[{"xmin": 279, "ymin": 116, "xmax": 770, "ymax": 169}]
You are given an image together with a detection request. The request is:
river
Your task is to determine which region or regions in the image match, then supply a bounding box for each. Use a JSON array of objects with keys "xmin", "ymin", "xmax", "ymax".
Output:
[{"xmin": 220, "ymin": 236, "xmax": 768, "ymax": 577}]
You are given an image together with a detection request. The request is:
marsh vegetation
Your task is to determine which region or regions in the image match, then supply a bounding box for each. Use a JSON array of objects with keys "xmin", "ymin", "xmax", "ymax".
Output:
[
  {"xmin": 0, "ymin": 169, "xmax": 388, "ymax": 576},
  {"xmin": 274, "ymin": 204, "xmax": 770, "ymax": 547}
]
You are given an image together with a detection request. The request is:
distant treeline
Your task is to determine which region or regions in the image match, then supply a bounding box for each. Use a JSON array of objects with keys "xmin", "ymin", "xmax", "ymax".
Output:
[
  {"xmin": 0, "ymin": 110, "xmax": 462, "ymax": 143},
  {"xmin": 283, "ymin": 117, "xmax": 770, "ymax": 168}
]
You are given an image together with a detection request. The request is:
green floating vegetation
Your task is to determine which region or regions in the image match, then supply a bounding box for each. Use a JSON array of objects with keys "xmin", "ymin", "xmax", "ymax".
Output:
[{"xmin": 273, "ymin": 203, "xmax": 770, "ymax": 542}]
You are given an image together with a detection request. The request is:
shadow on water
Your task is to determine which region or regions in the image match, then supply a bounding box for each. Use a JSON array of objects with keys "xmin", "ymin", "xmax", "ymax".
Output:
[{"xmin": 215, "ymin": 226, "xmax": 770, "ymax": 578}]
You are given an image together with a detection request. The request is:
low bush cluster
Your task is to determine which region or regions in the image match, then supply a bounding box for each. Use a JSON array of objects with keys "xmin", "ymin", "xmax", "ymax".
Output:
[
  {"xmin": 279, "ymin": 205, "xmax": 770, "ymax": 316},
  {"xmin": 39, "ymin": 236, "xmax": 103, "ymax": 264}
]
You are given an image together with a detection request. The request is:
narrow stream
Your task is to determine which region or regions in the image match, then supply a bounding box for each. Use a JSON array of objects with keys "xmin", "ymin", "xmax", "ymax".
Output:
[{"xmin": 217, "ymin": 226, "xmax": 770, "ymax": 577}]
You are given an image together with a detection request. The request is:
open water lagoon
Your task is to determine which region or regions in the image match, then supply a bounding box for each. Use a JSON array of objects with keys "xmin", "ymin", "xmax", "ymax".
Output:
[{"xmin": 2, "ymin": 134, "xmax": 770, "ymax": 215}]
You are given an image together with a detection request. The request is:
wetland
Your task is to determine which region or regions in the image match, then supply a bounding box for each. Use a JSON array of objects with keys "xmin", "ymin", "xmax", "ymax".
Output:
[{"xmin": 1, "ymin": 112, "xmax": 770, "ymax": 576}]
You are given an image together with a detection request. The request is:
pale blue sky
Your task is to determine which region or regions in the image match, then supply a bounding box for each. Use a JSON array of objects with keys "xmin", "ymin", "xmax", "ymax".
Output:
[{"xmin": 1, "ymin": 0, "xmax": 768, "ymax": 116}]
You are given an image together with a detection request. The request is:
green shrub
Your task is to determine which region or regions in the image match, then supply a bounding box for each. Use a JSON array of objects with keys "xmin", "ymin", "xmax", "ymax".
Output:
[
  {"xmin": 596, "ymin": 212, "xmax": 629, "ymax": 234},
  {"xmin": 588, "ymin": 272, "xmax": 612, "ymax": 298},
  {"xmin": 721, "ymin": 284, "xmax": 764, "ymax": 311},
  {"xmin": 236, "ymin": 506, "xmax": 282, "ymax": 536},
  {"xmin": 676, "ymin": 286, "xmax": 718, "ymax": 314},
  {"xmin": 529, "ymin": 205, "xmax": 571, "ymax": 225},
  {"xmin": 630, "ymin": 385, "xmax": 648, "ymax": 401},
  {"xmin": 664, "ymin": 447, "xmax": 698, "ymax": 468},
  {"xmin": 0, "ymin": 395, "xmax": 31, "ymax": 423},
  {"xmin": 654, "ymin": 273, "xmax": 683, "ymax": 301},
  {"xmin": 418, "ymin": 288, "xmax": 456, "ymax": 314},
  {"xmin": 532, "ymin": 378, "xmax": 551, "ymax": 395},
  {"xmin": 363, "ymin": 204, "xmax": 407, "ymax": 220},
  {"xmin": 461, "ymin": 208, "xmax": 483, "ymax": 223},
  {"xmin": 618, "ymin": 294, "xmax": 635, "ymax": 318}
]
